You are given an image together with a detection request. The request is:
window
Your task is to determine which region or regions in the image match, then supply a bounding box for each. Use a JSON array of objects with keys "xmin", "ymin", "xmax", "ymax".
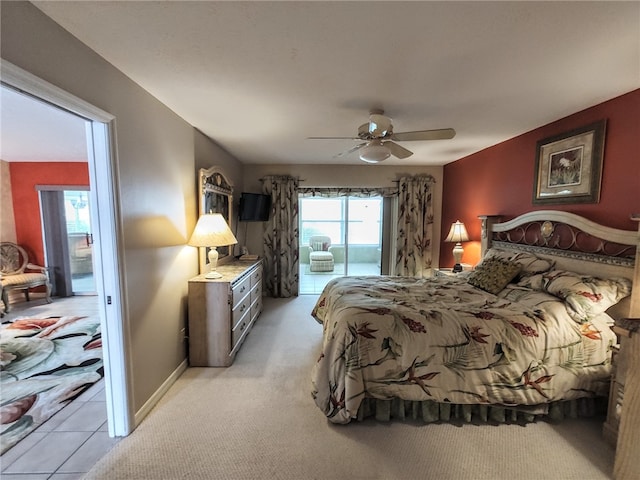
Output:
[{"xmin": 299, "ymin": 197, "xmax": 382, "ymax": 247}]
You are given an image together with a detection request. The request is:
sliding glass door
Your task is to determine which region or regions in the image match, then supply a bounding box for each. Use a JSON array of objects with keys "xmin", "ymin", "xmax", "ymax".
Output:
[
  {"xmin": 40, "ymin": 189, "xmax": 96, "ymax": 296},
  {"xmin": 63, "ymin": 191, "xmax": 96, "ymax": 294},
  {"xmin": 299, "ymin": 196, "xmax": 383, "ymax": 294}
]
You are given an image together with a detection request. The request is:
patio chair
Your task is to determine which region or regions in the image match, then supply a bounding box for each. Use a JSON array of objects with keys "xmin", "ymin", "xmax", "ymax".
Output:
[
  {"xmin": 309, "ymin": 235, "xmax": 334, "ymax": 272},
  {"xmin": 0, "ymin": 242, "xmax": 52, "ymax": 315}
]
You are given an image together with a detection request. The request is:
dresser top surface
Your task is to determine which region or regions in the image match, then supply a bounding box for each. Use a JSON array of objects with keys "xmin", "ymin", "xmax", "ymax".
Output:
[{"xmin": 189, "ymin": 259, "xmax": 261, "ymax": 283}]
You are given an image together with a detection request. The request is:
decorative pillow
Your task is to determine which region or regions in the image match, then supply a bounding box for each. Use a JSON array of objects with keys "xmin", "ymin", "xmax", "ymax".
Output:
[
  {"xmin": 540, "ymin": 270, "xmax": 632, "ymax": 322},
  {"xmin": 483, "ymin": 249, "xmax": 554, "ymax": 283},
  {"xmin": 467, "ymin": 257, "xmax": 522, "ymax": 295},
  {"xmin": 311, "ymin": 241, "xmax": 324, "ymax": 251}
]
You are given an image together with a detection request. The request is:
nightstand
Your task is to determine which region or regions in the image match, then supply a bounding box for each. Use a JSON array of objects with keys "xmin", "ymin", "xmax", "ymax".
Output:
[
  {"xmin": 604, "ymin": 318, "xmax": 639, "ymax": 446},
  {"xmin": 611, "ymin": 318, "xmax": 640, "ymax": 478},
  {"xmin": 436, "ymin": 264, "xmax": 472, "ymax": 277},
  {"xmin": 435, "ymin": 268, "xmax": 457, "ymax": 277}
]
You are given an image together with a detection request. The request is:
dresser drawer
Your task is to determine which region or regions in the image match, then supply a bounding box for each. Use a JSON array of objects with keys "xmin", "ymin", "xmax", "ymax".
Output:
[
  {"xmin": 250, "ymin": 281, "xmax": 262, "ymax": 303},
  {"xmin": 250, "ymin": 265, "xmax": 262, "ymax": 287},
  {"xmin": 231, "ymin": 309, "xmax": 251, "ymax": 351},
  {"xmin": 231, "ymin": 274, "xmax": 252, "ymax": 309},
  {"xmin": 251, "ymin": 297, "xmax": 262, "ymax": 321},
  {"xmin": 232, "ymin": 295, "xmax": 251, "ymax": 329}
]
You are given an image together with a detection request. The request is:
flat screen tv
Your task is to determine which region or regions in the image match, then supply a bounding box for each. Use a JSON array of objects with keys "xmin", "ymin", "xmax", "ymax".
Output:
[{"xmin": 239, "ymin": 193, "xmax": 271, "ymax": 222}]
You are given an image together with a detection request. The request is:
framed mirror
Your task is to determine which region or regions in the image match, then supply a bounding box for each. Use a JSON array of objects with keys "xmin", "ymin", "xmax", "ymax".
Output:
[{"xmin": 198, "ymin": 166, "xmax": 234, "ymax": 272}]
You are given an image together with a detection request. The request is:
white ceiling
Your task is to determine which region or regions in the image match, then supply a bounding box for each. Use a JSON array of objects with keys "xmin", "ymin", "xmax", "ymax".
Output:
[
  {"xmin": 4, "ymin": 1, "xmax": 639, "ymax": 166},
  {"xmin": 0, "ymin": 86, "xmax": 88, "ymax": 162}
]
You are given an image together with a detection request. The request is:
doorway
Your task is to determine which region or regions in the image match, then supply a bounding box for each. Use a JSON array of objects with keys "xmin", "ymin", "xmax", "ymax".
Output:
[
  {"xmin": 1, "ymin": 59, "xmax": 131, "ymax": 440},
  {"xmin": 299, "ymin": 195, "xmax": 383, "ymax": 294}
]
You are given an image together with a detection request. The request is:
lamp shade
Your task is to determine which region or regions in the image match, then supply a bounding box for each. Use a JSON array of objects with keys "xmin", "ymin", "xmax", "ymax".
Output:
[
  {"xmin": 188, "ymin": 213, "xmax": 238, "ymax": 248},
  {"xmin": 444, "ymin": 220, "xmax": 469, "ymax": 243},
  {"xmin": 359, "ymin": 140, "xmax": 391, "ymax": 163}
]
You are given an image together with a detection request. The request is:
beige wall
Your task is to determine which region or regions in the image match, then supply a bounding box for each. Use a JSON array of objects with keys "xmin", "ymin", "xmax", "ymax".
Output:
[
  {"xmin": 0, "ymin": 160, "xmax": 17, "ymax": 243},
  {"xmin": 242, "ymin": 164, "xmax": 444, "ymax": 265},
  {"xmin": 0, "ymin": 3, "xmax": 241, "ymax": 415}
]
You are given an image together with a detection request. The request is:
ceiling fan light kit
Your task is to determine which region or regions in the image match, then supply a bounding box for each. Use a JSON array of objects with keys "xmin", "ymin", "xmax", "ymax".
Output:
[
  {"xmin": 359, "ymin": 140, "xmax": 391, "ymax": 163},
  {"xmin": 310, "ymin": 110, "xmax": 456, "ymax": 164}
]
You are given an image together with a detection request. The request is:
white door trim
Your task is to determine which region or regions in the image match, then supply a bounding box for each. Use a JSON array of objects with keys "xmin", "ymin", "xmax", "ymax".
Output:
[{"xmin": 1, "ymin": 59, "xmax": 133, "ymax": 437}]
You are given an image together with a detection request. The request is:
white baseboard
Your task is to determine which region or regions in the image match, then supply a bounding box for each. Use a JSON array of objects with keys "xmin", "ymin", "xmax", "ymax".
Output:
[{"xmin": 134, "ymin": 358, "xmax": 188, "ymax": 427}]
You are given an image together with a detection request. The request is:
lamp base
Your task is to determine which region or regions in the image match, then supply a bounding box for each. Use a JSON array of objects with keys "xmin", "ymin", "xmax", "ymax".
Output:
[
  {"xmin": 452, "ymin": 243, "xmax": 464, "ymax": 272},
  {"xmin": 205, "ymin": 247, "xmax": 220, "ymax": 279}
]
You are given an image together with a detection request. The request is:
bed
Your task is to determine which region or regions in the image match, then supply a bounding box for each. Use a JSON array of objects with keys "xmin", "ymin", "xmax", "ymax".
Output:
[{"xmin": 311, "ymin": 211, "xmax": 639, "ymax": 424}]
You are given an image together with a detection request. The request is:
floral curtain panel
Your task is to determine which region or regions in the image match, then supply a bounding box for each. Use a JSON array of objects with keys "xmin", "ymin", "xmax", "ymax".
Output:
[
  {"xmin": 395, "ymin": 174, "xmax": 436, "ymax": 277},
  {"xmin": 261, "ymin": 175, "xmax": 299, "ymax": 297}
]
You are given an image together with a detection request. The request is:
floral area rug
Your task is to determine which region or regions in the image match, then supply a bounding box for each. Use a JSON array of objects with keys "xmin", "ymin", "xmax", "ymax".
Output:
[{"xmin": 0, "ymin": 315, "xmax": 103, "ymax": 454}]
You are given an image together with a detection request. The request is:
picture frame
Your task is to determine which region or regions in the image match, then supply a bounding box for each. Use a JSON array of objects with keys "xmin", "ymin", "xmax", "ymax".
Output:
[{"xmin": 532, "ymin": 120, "xmax": 606, "ymax": 205}]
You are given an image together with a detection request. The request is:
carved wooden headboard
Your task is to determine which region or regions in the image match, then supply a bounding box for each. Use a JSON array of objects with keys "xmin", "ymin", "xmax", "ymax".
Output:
[{"xmin": 479, "ymin": 211, "xmax": 640, "ymax": 318}]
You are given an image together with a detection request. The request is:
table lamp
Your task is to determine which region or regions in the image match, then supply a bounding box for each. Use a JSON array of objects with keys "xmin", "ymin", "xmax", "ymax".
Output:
[
  {"xmin": 444, "ymin": 220, "xmax": 469, "ymax": 273},
  {"xmin": 188, "ymin": 213, "xmax": 238, "ymax": 279}
]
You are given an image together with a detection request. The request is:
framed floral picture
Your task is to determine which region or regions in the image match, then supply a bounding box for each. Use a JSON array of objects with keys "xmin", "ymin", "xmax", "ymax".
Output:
[{"xmin": 532, "ymin": 120, "xmax": 606, "ymax": 205}]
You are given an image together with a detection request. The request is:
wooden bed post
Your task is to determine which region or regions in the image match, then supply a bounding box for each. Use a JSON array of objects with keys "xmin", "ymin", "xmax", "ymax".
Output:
[
  {"xmin": 477, "ymin": 215, "xmax": 501, "ymax": 258},
  {"xmin": 629, "ymin": 214, "xmax": 640, "ymax": 317},
  {"xmin": 612, "ymin": 214, "xmax": 640, "ymax": 480}
]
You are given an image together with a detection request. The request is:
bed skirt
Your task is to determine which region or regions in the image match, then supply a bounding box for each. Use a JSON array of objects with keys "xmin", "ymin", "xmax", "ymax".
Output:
[{"xmin": 355, "ymin": 397, "xmax": 607, "ymax": 424}]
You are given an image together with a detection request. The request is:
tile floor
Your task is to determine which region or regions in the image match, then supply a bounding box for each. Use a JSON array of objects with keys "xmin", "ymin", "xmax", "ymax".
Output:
[{"xmin": 1, "ymin": 295, "xmax": 120, "ymax": 479}]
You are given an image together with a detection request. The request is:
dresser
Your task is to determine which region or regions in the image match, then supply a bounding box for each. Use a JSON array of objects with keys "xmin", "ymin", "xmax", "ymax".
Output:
[{"xmin": 188, "ymin": 260, "xmax": 263, "ymax": 367}]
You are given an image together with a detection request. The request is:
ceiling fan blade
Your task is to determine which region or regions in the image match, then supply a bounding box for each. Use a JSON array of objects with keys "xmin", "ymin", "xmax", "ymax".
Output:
[
  {"xmin": 335, "ymin": 142, "xmax": 367, "ymax": 158},
  {"xmin": 392, "ymin": 128, "xmax": 456, "ymax": 142},
  {"xmin": 385, "ymin": 141, "xmax": 413, "ymax": 159},
  {"xmin": 308, "ymin": 136, "xmax": 361, "ymax": 140}
]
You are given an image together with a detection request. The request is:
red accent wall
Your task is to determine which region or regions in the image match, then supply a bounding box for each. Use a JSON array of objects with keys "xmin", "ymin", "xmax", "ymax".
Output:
[
  {"xmin": 10, "ymin": 162, "xmax": 89, "ymax": 266},
  {"xmin": 440, "ymin": 89, "xmax": 640, "ymax": 268}
]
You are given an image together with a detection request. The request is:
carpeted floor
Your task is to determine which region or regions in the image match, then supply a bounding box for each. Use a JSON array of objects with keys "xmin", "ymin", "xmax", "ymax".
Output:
[
  {"xmin": 83, "ymin": 295, "xmax": 615, "ymax": 480},
  {"xmin": 0, "ymin": 315, "xmax": 103, "ymax": 454}
]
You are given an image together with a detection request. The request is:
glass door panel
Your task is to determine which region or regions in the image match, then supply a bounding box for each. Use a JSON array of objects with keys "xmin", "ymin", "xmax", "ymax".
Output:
[
  {"xmin": 64, "ymin": 191, "xmax": 96, "ymax": 294},
  {"xmin": 299, "ymin": 196, "xmax": 382, "ymax": 294},
  {"xmin": 346, "ymin": 197, "xmax": 382, "ymax": 277}
]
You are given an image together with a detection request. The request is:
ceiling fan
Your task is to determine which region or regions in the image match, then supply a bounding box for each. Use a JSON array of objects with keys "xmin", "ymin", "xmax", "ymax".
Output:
[{"xmin": 309, "ymin": 110, "xmax": 456, "ymax": 163}]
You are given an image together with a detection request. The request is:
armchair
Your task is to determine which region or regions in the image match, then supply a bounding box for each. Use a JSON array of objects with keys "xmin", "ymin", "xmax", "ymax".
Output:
[
  {"xmin": 309, "ymin": 235, "xmax": 334, "ymax": 272},
  {"xmin": 0, "ymin": 242, "xmax": 52, "ymax": 315}
]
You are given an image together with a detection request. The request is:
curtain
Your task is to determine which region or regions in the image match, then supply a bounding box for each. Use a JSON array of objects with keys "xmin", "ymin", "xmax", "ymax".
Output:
[
  {"xmin": 395, "ymin": 174, "xmax": 436, "ymax": 277},
  {"xmin": 261, "ymin": 176, "xmax": 299, "ymax": 297},
  {"xmin": 298, "ymin": 187, "xmax": 397, "ymax": 198}
]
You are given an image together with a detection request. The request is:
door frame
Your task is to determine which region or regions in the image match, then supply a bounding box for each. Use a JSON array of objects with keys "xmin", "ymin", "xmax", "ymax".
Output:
[{"xmin": 1, "ymin": 59, "xmax": 133, "ymax": 437}]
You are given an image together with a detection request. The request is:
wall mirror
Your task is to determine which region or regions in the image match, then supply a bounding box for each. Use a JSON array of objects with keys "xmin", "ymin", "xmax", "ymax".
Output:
[{"xmin": 198, "ymin": 166, "xmax": 233, "ymax": 272}]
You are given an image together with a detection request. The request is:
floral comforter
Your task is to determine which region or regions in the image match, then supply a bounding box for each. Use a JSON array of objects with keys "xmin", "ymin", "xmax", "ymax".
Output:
[{"xmin": 311, "ymin": 275, "xmax": 617, "ymax": 424}]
